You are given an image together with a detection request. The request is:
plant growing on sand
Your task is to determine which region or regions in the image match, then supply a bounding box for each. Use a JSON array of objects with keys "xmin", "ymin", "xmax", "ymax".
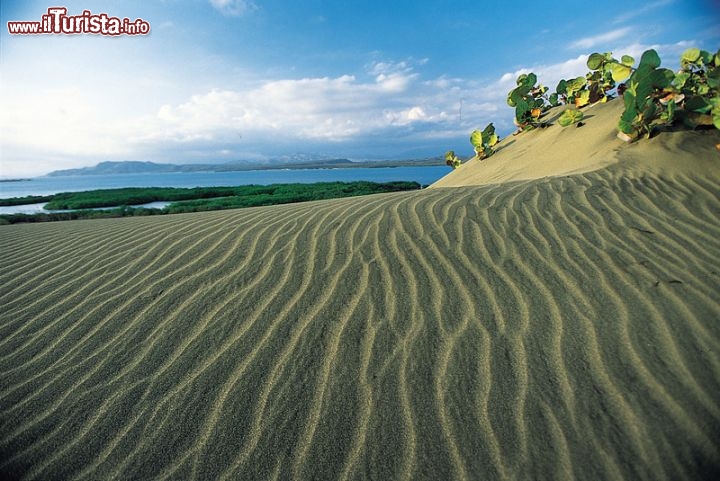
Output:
[
  {"xmin": 553, "ymin": 77, "xmax": 587, "ymax": 107},
  {"xmin": 554, "ymin": 52, "xmax": 634, "ymax": 108},
  {"xmin": 444, "ymin": 150, "xmax": 462, "ymax": 169},
  {"xmin": 470, "ymin": 123, "xmax": 499, "ymax": 160},
  {"xmin": 444, "ymin": 122, "xmax": 499, "ymax": 169},
  {"xmin": 672, "ymin": 47, "xmax": 720, "ymax": 129},
  {"xmin": 557, "ymin": 108, "xmax": 585, "ymax": 127},
  {"xmin": 616, "ymin": 47, "xmax": 720, "ymax": 141},
  {"xmin": 507, "ymin": 73, "xmax": 550, "ymax": 130},
  {"xmin": 617, "ymin": 49, "xmax": 677, "ymax": 141},
  {"xmin": 585, "ymin": 52, "xmax": 634, "ymax": 104}
]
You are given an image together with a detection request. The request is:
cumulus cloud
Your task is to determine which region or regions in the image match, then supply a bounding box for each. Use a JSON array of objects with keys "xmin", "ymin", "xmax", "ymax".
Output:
[
  {"xmin": 132, "ymin": 67, "xmax": 441, "ymax": 146},
  {"xmin": 5, "ymin": 43, "xmax": 701, "ymax": 177}
]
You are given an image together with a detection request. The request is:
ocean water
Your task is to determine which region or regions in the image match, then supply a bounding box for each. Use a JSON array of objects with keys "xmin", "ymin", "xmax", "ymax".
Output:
[
  {"xmin": 0, "ymin": 166, "xmax": 448, "ymax": 198},
  {"xmin": 0, "ymin": 166, "xmax": 449, "ymax": 214}
]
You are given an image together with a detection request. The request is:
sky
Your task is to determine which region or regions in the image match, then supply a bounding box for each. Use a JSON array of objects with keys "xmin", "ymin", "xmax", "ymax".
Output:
[{"xmin": 1, "ymin": 0, "xmax": 719, "ymax": 177}]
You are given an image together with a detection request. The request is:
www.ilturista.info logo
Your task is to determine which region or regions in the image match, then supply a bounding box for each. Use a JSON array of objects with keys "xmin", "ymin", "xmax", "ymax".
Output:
[{"xmin": 7, "ymin": 7, "xmax": 150, "ymax": 35}]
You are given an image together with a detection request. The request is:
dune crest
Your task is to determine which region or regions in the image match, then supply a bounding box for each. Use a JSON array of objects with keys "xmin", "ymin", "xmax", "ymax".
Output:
[{"xmin": 432, "ymin": 99, "xmax": 720, "ymax": 187}]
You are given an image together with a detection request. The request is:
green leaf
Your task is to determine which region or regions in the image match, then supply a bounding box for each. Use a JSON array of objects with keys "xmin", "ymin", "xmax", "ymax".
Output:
[
  {"xmin": 649, "ymin": 68, "xmax": 674, "ymax": 89},
  {"xmin": 632, "ymin": 63, "xmax": 654, "ymax": 84},
  {"xmin": 557, "ymin": 109, "xmax": 584, "ymax": 127},
  {"xmin": 444, "ymin": 151, "xmax": 461, "ymax": 169},
  {"xmin": 587, "ymin": 53, "xmax": 605, "ymax": 70},
  {"xmin": 642, "ymin": 102, "xmax": 657, "ymax": 120},
  {"xmin": 665, "ymin": 99, "xmax": 676, "ymax": 123},
  {"xmin": 681, "ymin": 48, "xmax": 701, "ymax": 65},
  {"xmin": 549, "ymin": 92, "xmax": 559, "ymax": 106},
  {"xmin": 515, "ymin": 97, "xmax": 529, "ymax": 113},
  {"xmin": 609, "ymin": 62, "xmax": 632, "ymax": 82},
  {"xmin": 639, "ymin": 49, "xmax": 661, "ymax": 69},
  {"xmin": 618, "ymin": 118, "xmax": 635, "ymax": 135},
  {"xmin": 487, "ymin": 134, "xmax": 499, "ymax": 147},
  {"xmin": 700, "ymin": 50, "xmax": 713, "ymax": 65},
  {"xmin": 673, "ymin": 71, "xmax": 691, "ymax": 89},
  {"xmin": 660, "ymin": 99, "xmax": 676, "ymax": 123},
  {"xmin": 575, "ymin": 89, "xmax": 591, "ymax": 107},
  {"xmin": 707, "ymin": 67, "xmax": 720, "ymax": 89},
  {"xmin": 685, "ymin": 95, "xmax": 712, "ymax": 113},
  {"xmin": 623, "ymin": 90, "xmax": 637, "ymax": 111},
  {"xmin": 482, "ymin": 122, "xmax": 496, "ymax": 138},
  {"xmin": 566, "ymin": 77, "xmax": 587, "ymax": 94},
  {"xmin": 469, "ymin": 130, "xmax": 482, "ymax": 148},
  {"xmin": 713, "ymin": 105, "xmax": 720, "ymax": 130},
  {"xmin": 556, "ymin": 79, "xmax": 567, "ymax": 95},
  {"xmin": 621, "ymin": 55, "xmax": 635, "ymax": 67},
  {"xmin": 525, "ymin": 73, "xmax": 537, "ymax": 87}
]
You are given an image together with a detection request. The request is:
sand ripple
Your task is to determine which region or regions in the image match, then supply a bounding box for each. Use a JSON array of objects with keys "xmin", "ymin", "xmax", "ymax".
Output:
[{"xmin": 1, "ymin": 170, "xmax": 719, "ymax": 480}]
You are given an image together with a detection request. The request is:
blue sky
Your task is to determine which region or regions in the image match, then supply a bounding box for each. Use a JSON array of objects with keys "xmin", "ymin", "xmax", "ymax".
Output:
[{"xmin": 1, "ymin": 0, "xmax": 718, "ymax": 177}]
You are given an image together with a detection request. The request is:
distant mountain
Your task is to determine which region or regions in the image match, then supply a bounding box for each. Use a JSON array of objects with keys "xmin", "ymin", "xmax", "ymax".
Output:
[
  {"xmin": 46, "ymin": 158, "xmax": 443, "ymax": 177},
  {"xmin": 46, "ymin": 161, "xmax": 176, "ymax": 176}
]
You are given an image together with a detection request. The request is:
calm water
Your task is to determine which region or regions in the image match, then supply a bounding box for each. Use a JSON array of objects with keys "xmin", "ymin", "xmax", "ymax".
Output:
[{"xmin": 0, "ymin": 166, "xmax": 449, "ymax": 214}]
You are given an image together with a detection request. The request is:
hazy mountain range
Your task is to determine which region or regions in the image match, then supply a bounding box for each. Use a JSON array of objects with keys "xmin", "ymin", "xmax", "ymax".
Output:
[{"xmin": 46, "ymin": 158, "xmax": 444, "ymax": 177}]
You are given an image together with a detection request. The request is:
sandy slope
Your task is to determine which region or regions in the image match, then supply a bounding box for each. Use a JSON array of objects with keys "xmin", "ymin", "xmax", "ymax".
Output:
[
  {"xmin": 433, "ymin": 99, "xmax": 720, "ymax": 187},
  {"xmin": 1, "ymin": 124, "xmax": 720, "ymax": 480}
]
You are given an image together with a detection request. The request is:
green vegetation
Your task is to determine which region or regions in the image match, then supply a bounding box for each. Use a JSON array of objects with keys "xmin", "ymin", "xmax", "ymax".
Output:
[
  {"xmin": 507, "ymin": 73, "xmax": 550, "ymax": 131},
  {"xmin": 0, "ymin": 181, "xmax": 421, "ymax": 224},
  {"xmin": 163, "ymin": 181, "xmax": 420, "ymax": 213},
  {"xmin": 617, "ymin": 47, "xmax": 720, "ymax": 141},
  {"xmin": 470, "ymin": 123, "xmax": 499, "ymax": 160},
  {"xmin": 674, "ymin": 47, "xmax": 720, "ymax": 130},
  {"xmin": 617, "ymin": 49, "xmax": 676, "ymax": 141},
  {"xmin": 0, "ymin": 194, "xmax": 53, "ymax": 206},
  {"xmin": 444, "ymin": 46, "xmax": 718, "ymax": 166},
  {"xmin": 444, "ymin": 122, "xmax": 499, "ymax": 170},
  {"xmin": 557, "ymin": 109, "xmax": 585, "ymax": 127},
  {"xmin": 44, "ymin": 186, "xmax": 254, "ymax": 210},
  {"xmin": 444, "ymin": 151, "xmax": 462, "ymax": 169}
]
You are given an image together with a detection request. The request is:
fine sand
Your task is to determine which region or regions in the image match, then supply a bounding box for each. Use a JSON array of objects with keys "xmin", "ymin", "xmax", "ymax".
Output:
[{"xmin": 1, "ymin": 101, "xmax": 720, "ymax": 480}]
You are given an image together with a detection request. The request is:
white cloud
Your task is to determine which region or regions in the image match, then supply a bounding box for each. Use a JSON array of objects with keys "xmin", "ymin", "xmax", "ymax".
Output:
[
  {"xmin": 4, "ymin": 41, "xmax": 704, "ymax": 178},
  {"xmin": 612, "ymin": 0, "xmax": 675, "ymax": 24},
  {"xmin": 209, "ymin": 0, "xmax": 257, "ymax": 16},
  {"xmin": 571, "ymin": 27, "xmax": 632, "ymax": 49},
  {"xmin": 129, "ymin": 70, "xmax": 430, "ymax": 146}
]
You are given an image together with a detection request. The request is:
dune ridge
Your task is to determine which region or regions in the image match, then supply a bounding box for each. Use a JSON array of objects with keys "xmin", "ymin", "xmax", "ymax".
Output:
[{"xmin": 1, "ymin": 160, "xmax": 720, "ymax": 479}]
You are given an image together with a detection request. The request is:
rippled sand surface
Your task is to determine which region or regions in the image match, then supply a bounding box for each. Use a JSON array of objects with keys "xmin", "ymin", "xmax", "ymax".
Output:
[{"xmin": 2, "ymin": 157, "xmax": 719, "ymax": 480}]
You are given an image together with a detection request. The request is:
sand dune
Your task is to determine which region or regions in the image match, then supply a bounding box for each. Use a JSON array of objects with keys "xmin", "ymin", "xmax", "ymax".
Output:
[
  {"xmin": 1, "ymin": 172, "xmax": 718, "ymax": 479},
  {"xmin": 2, "ymin": 119, "xmax": 720, "ymax": 479},
  {"xmin": 432, "ymin": 99, "xmax": 720, "ymax": 187}
]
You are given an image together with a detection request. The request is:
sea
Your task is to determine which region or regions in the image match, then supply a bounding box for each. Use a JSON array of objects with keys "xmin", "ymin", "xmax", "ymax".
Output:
[{"xmin": 0, "ymin": 166, "xmax": 449, "ymax": 215}]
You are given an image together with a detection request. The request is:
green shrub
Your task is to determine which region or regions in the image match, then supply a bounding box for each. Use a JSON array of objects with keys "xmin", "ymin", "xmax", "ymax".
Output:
[
  {"xmin": 444, "ymin": 151, "xmax": 462, "ymax": 169},
  {"xmin": 1, "ymin": 182, "xmax": 421, "ymax": 223},
  {"xmin": 617, "ymin": 47, "xmax": 719, "ymax": 141},
  {"xmin": 557, "ymin": 109, "xmax": 585, "ymax": 127},
  {"xmin": 507, "ymin": 73, "xmax": 550, "ymax": 130},
  {"xmin": 470, "ymin": 123, "xmax": 499, "ymax": 160},
  {"xmin": 673, "ymin": 47, "xmax": 720, "ymax": 129},
  {"xmin": 554, "ymin": 52, "xmax": 634, "ymax": 108},
  {"xmin": 444, "ymin": 122, "xmax": 499, "ymax": 169},
  {"xmin": 617, "ymin": 49, "xmax": 677, "ymax": 141}
]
